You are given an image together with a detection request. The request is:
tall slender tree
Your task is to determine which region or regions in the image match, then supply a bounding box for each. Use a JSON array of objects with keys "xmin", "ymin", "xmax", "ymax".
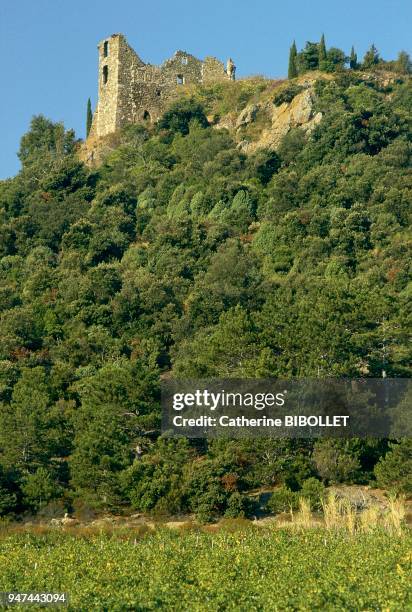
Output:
[
  {"xmin": 319, "ymin": 34, "xmax": 327, "ymax": 67},
  {"xmin": 86, "ymin": 98, "xmax": 93, "ymax": 137},
  {"xmin": 349, "ymin": 46, "xmax": 358, "ymax": 70},
  {"xmin": 288, "ymin": 41, "xmax": 298, "ymax": 79}
]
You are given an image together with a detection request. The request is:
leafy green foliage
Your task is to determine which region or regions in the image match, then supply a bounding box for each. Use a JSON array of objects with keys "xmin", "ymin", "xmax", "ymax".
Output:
[
  {"xmin": 157, "ymin": 98, "xmax": 209, "ymax": 136},
  {"xmin": 374, "ymin": 440, "xmax": 412, "ymax": 494},
  {"xmin": 313, "ymin": 440, "xmax": 362, "ymax": 484},
  {"xmin": 321, "ymin": 48, "xmax": 347, "ymax": 73},
  {"xmin": 267, "ymin": 485, "xmax": 299, "ymax": 514},
  {"xmin": 273, "ymin": 84, "xmax": 304, "ymax": 106},
  {"xmin": 299, "ymin": 477, "xmax": 326, "ymax": 510},
  {"xmin": 21, "ymin": 467, "xmax": 61, "ymax": 511},
  {"xmin": 363, "ymin": 44, "xmax": 380, "ymax": 69},
  {"xmin": 297, "ymin": 41, "xmax": 321, "ymax": 72}
]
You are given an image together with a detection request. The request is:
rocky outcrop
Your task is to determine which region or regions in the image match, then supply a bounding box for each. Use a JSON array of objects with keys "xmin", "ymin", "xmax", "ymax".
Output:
[
  {"xmin": 236, "ymin": 86, "xmax": 322, "ymax": 153},
  {"xmin": 50, "ymin": 513, "xmax": 79, "ymax": 527},
  {"xmin": 236, "ymin": 103, "xmax": 259, "ymax": 128}
]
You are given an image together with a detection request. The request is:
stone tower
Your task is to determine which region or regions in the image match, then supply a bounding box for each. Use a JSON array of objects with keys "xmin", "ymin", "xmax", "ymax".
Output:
[
  {"xmin": 226, "ymin": 58, "xmax": 236, "ymax": 81},
  {"xmin": 89, "ymin": 34, "xmax": 236, "ymax": 139},
  {"xmin": 91, "ymin": 34, "xmax": 145, "ymax": 137}
]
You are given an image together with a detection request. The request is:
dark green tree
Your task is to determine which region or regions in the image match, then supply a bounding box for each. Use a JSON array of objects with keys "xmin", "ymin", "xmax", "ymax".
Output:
[
  {"xmin": 0, "ymin": 368, "xmax": 62, "ymax": 475},
  {"xmin": 158, "ymin": 98, "xmax": 208, "ymax": 136},
  {"xmin": 374, "ymin": 440, "xmax": 412, "ymax": 494},
  {"xmin": 363, "ymin": 44, "xmax": 380, "ymax": 68},
  {"xmin": 349, "ymin": 46, "xmax": 358, "ymax": 69},
  {"xmin": 288, "ymin": 41, "xmax": 298, "ymax": 78},
  {"xmin": 318, "ymin": 34, "xmax": 327, "ymax": 68},
  {"xmin": 395, "ymin": 51, "xmax": 412, "ymax": 74},
  {"xmin": 86, "ymin": 98, "xmax": 93, "ymax": 137},
  {"xmin": 19, "ymin": 115, "xmax": 76, "ymax": 168},
  {"xmin": 322, "ymin": 48, "xmax": 347, "ymax": 72},
  {"xmin": 297, "ymin": 42, "xmax": 320, "ymax": 72},
  {"xmin": 69, "ymin": 360, "xmax": 159, "ymax": 509}
]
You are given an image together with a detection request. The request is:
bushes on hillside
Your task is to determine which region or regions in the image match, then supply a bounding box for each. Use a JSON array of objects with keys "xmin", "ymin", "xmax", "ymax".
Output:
[
  {"xmin": 374, "ymin": 440, "xmax": 412, "ymax": 495},
  {"xmin": 157, "ymin": 99, "xmax": 208, "ymax": 136}
]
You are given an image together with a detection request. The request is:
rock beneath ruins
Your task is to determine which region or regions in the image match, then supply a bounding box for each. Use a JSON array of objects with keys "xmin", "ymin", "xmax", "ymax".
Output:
[
  {"xmin": 236, "ymin": 103, "xmax": 259, "ymax": 128},
  {"xmin": 243, "ymin": 88, "xmax": 322, "ymax": 152}
]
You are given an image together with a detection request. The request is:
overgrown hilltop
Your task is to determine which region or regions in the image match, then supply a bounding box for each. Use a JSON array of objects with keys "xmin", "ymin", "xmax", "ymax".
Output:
[
  {"xmin": 0, "ymin": 62, "xmax": 411, "ymax": 520},
  {"xmin": 84, "ymin": 37, "xmax": 412, "ymax": 164}
]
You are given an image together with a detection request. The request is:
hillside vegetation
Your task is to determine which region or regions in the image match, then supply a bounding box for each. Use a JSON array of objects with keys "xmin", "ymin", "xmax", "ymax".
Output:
[{"xmin": 0, "ymin": 67, "xmax": 411, "ymax": 520}]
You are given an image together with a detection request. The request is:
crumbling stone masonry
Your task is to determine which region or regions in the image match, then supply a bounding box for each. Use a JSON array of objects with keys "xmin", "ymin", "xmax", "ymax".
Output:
[{"xmin": 89, "ymin": 33, "xmax": 236, "ymax": 138}]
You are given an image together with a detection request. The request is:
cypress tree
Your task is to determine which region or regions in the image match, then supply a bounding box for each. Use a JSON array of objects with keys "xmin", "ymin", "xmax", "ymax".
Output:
[
  {"xmin": 86, "ymin": 98, "xmax": 93, "ymax": 137},
  {"xmin": 349, "ymin": 46, "xmax": 358, "ymax": 70},
  {"xmin": 288, "ymin": 41, "xmax": 298, "ymax": 79},
  {"xmin": 319, "ymin": 34, "xmax": 327, "ymax": 67}
]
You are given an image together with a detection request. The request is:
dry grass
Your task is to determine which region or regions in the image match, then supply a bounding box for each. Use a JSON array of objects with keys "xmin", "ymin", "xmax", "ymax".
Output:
[
  {"xmin": 341, "ymin": 499, "xmax": 357, "ymax": 535},
  {"xmin": 322, "ymin": 492, "xmax": 341, "ymax": 530},
  {"xmin": 0, "ymin": 496, "xmax": 408, "ymax": 539},
  {"xmin": 293, "ymin": 498, "xmax": 313, "ymax": 530},
  {"xmin": 385, "ymin": 495, "xmax": 406, "ymax": 535},
  {"xmin": 265, "ymin": 490, "xmax": 409, "ymax": 536},
  {"xmin": 359, "ymin": 505, "xmax": 381, "ymax": 533}
]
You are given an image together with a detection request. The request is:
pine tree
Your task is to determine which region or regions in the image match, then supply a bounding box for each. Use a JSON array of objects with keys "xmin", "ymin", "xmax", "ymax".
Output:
[
  {"xmin": 288, "ymin": 41, "xmax": 298, "ymax": 79},
  {"xmin": 86, "ymin": 98, "xmax": 93, "ymax": 137},
  {"xmin": 363, "ymin": 44, "xmax": 380, "ymax": 69},
  {"xmin": 318, "ymin": 34, "xmax": 327, "ymax": 68},
  {"xmin": 349, "ymin": 46, "xmax": 358, "ymax": 70}
]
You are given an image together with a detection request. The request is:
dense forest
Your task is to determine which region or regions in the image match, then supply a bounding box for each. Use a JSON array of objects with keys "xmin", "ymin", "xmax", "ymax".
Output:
[{"xmin": 0, "ymin": 60, "xmax": 411, "ymax": 521}]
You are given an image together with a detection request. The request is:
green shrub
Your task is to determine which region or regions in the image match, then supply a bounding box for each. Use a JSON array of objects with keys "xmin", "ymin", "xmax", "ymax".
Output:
[
  {"xmin": 313, "ymin": 440, "xmax": 361, "ymax": 484},
  {"xmin": 267, "ymin": 486, "xmax": 299, "ymax": 514},
  {"xmin": 224, "ymin": 492, "xmax": 251, "ymax": 518},
  {"xmin": 299, "ymin": 477, "xmax": 326, "ymax": 511},
  {"xmin": 158, "ymin": 99, "xmax": 208, "ymax": 135},
  {"xmin": 22, "ymin": 468, "xmax": 61, "ymax": 512},
  {"xmin": 374, "ymin": 440, "xmax": 412, "ymax": 495},
  {"xmin": 273, "ymin": 84, "xmax": 304, "ymax": 106}
]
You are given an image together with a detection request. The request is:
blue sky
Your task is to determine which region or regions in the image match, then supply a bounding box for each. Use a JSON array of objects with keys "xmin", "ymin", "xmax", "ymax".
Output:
[{"xmin": 1, "ymin": 0, "xmax": 411, "ymax": 179}]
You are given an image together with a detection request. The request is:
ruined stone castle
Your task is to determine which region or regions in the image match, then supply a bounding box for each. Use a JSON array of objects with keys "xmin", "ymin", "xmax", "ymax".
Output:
[{"xmin": 89, "ymin": 33, "xmax": 236, "ymax": 138}]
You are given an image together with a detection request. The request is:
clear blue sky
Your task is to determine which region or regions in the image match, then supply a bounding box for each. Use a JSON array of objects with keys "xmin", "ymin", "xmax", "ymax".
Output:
[{"xmin": 1, "ymin": 0, "xmax": 411, "ymax": 179}]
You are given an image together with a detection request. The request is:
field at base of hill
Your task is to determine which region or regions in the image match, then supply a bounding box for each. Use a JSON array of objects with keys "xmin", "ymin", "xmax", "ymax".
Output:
[{"xmin": 0, "ymin": 527, "xmax": 411, "ymax": 610}]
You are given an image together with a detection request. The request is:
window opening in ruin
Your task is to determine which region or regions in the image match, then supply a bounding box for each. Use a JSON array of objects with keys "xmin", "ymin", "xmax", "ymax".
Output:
[
  {"xmin": 176, "ymin": 74, "xmax": 185, "ymax": 85},
  {"xmin": 103, "ymin": 41, "xmax": 109, "ymax": 57},
  {"xmin": 181, "ymin": 57, "xmax": 188, "ymax": 65},
  {"xmin": 143, "ymin": 111, "xmax": 151, "ymax": 121},
  {"xmin": 156, "ymin": 89, "xmax": 161, "ymax": 97},
  {"xmin": 103, "ymin": 65, "xmax": 108, "ymax": 84}
]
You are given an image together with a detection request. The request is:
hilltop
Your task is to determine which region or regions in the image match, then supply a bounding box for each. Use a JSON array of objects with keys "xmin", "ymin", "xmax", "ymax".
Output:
[{"xmin": 81, "ymin": 68, "xmax": 406, "ymax": 165}]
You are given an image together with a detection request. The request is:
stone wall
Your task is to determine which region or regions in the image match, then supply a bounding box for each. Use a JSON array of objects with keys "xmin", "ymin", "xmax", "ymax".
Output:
[
  {"xmin": 202, "ymin": 56, "xmax": 230, "ymax": 84},
  {"xmin": 90, "ymin": 34, "xmax": 234, "ymax": 138}
]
